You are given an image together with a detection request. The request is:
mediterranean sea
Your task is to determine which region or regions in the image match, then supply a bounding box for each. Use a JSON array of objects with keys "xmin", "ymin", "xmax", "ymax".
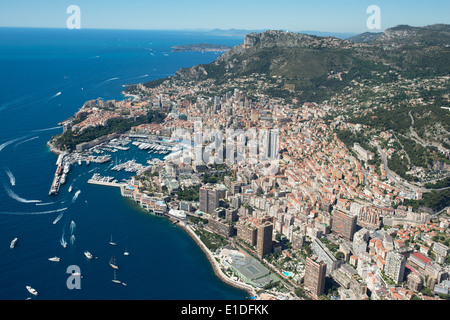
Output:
[{"xmin": 0, "ymin": 27, "xmax": 247, "ymax": 300}]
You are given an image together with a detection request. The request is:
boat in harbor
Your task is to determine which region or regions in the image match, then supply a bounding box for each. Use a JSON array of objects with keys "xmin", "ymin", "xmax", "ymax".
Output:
[
  {"xmin": 10, "ymin": 238, "xmax": 18, "ymax": 249},
  {"xmin": 26, "ymin": 286, "xmax": 38, "ymax": 296},
  {"xmin": 109, "ymin": 256, "xmax": 119, "ymax": 269},
  {"xmin": 63, "ymin": 162, "xmax": 71, "ymax": 174},
  {"xmin": 109, "ymin": 235, "xmax": 116, "ymax": 246},
  {"xmin": 48, "ymin": 256, "xmax": 60, "ymax": 262},
  {"xmin": 84, "ymin": 251, "xmax": 93, "ymax": 259}
]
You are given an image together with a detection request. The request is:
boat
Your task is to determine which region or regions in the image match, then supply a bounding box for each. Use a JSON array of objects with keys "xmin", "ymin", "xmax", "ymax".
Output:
[
  {"xmin": 68, "ymin": 185, "xmax": 73, "ymax": 193},
  {"xmin": 63, "ymin": 162, "xmax": 71, "ymax": 174},
  {"xmin": 109, "ymin": 235, "xmax": 116, "ymax": 246},
  {"xmin": 52, "ymin": 213, "xmax": 63, "ymax": 225},
  {"xmin": 124, "ymin": 248, "xmax": 129, "ymax": 256},
  {"xmin": 26, "ymin": 286, "xmax": 38, "ymax": 296},
  {"xmin": 10, "ymin": 238, "xmax": 18, "ymax": 249},
  {"xmin": 112, "ymin": 270, "xmax": 121, "ymax": 284},
  {"xmin": 48, "ymin": 256, "xmax": 60, "ymax": 262},
  {"xmin": 60, "ymin": 235, "xmax": 67, "ymax": 248},
  {"xmin": 109, "ymin": 256, "xmax": 118, "ymax": 270},
  {"xmin": 84, "ymin": 251, "xmax": 93, "ymax": 259}
]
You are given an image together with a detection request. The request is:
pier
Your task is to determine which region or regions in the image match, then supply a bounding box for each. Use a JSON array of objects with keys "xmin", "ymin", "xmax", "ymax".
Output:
[{"xmin": 87, "ymin": 179, "xmax": 124, "ymax": 188}]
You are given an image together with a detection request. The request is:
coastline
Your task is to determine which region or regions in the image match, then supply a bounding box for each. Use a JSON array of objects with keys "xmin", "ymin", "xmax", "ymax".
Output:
[
  {"xmin": 47, "ymin": 128, "xmax": 256, "ymax": 298},
  {"xmin": 177, "ymin": 221, "xmax": 257, "ymax": 298}
]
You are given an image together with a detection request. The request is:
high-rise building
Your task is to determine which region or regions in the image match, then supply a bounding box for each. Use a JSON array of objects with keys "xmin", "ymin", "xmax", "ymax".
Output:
[
  {"xmin": 385, "ymin": 251, "xmax": 406, "ymax": 284},
  {"xmin": 332, "ymin": 211, "xmax": 357, "ymax": 240},
  {"xmin": 257, "ymin": 220, "xmax": 273, "ymax": 258},
  {"xmin": 305, "ymin": 257, "xmax": 327, "ymax": 297},
  {"xmin": 263, "ymin": 128, "xmax": 279, "ymax": 160},
  {"xmin": 236, "ymin": 220, "xmax": 258, "ymax": 246},
  {"xmin": 199, "ymin": 186, "xmax": 220, "ymax": 214}
]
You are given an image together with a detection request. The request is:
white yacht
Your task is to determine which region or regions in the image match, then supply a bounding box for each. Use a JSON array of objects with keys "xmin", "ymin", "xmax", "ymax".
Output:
[
  {"xmin": 10, "ymin": 238, "xmax": 18, "ymax": 249},
  {"xmin": 84, "ymin": 251, "xmax": 93, "ymax": 259},
  {"xmin": 48, "ymin": 256, "xmax": 60, "ymax": 262},
  {"xmin": 26, "ymin": 286, "xmax": 38, "ymax": 296},
  {"xmin": 68, "ymin": 185, "xmax": 73, "ymax": 193}
]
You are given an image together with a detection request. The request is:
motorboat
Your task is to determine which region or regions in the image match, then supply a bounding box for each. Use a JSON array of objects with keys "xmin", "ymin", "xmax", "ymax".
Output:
[
  {"xmin": 10, "ymin": 238, "xmax": 18, "ymax": 249},
  {"xmin": 26, "ymin": 286, "xmax": 38, "ymax": 296},
  {"xmin": 48, "ymin": 256, "xmax": 60, "ymax": 262}
]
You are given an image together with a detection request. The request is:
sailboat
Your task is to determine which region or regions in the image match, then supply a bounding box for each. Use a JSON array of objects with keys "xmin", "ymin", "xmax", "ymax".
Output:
[
  {"xmin": 112, "ymin": 270, "xmax": 121, "ymax": 284},
  {"xmin": 109, "ymin": 235, "xmax": 116, "ymax": 246},
  {"xmin": 109, "ymin": 256, "xmax": 118, "ymax": 270}
]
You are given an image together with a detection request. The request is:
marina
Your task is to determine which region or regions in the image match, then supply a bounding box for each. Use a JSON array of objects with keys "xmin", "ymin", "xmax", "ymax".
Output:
[
  {"xmin": 47, "ymin": 134, "xmax": 176, "ymax": 196},
  {"xmin": 87, "ymin": 173, "xmax": 124, "ymax": 188}
]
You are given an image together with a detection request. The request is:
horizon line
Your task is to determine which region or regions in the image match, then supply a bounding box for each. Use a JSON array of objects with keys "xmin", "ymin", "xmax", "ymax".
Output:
[{"xmin": 0, "ymin": 22, "xmax": 446, "ymax": 35}]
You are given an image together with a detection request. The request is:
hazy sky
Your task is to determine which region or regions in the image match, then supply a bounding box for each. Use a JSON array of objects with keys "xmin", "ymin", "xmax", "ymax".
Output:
[{"xmin": 0, "ymin": 0, "xmax": 448, "ymax": 33}]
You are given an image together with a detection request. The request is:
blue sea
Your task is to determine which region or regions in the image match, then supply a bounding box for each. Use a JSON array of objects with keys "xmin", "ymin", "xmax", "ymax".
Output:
[{"xmin": 0, "ymin": 27, "xmax": 247, "ymax": 300}]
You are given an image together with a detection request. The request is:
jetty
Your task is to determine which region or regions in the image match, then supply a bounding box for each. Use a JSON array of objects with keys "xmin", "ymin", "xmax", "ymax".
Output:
[{"xmin": 87, "ymin": 173, "xmax": 124, "ymax": 188}]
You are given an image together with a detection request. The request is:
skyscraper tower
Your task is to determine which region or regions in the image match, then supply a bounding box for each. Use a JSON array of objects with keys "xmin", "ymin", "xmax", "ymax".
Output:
[
  {"xmin": 305, "ymin": 257, "xmax": 327, "ymax": 297},
  {"xmin": 199, "ymin": 186, "xmax": 220, "ymax": 214},
  {"xmin": 257, "ymin": 220, "xmax": 273, "ymax": 258}
]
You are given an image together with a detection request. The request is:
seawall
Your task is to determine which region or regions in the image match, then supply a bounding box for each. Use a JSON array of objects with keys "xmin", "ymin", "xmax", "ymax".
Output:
[{"xmin": 178, "ymin": 222, "xmax": 256, "ymax": 297}]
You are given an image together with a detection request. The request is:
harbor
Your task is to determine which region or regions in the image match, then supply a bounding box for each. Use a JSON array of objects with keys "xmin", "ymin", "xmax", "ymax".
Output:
[{"xmin": 48, "ymin": 133, "xmax": 178, "ymax": 196}]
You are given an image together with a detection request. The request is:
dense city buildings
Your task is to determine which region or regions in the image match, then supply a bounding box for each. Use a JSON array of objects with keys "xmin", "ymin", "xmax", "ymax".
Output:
[{"xmin": 50, "ymin": 27, "xmax": 450, "ymax": 301}]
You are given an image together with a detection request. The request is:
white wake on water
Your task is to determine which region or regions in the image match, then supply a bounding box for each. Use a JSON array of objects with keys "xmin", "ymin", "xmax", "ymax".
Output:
[
  {"xmin": 14, "ymin": 136, "xmax": 39, "ymax": 149},
  {"xmin": 4, "ymin": 168, "xmax": 15, "ymax": 186},
  {"xmin": 53, "ymin": 213, "xmax": 63, "ymax": 224},
  {"xmin": 72, "ymin": 190, "xmax": 81, "ymax": 203},
  {"xmin": 0, "ymin": 136, "xmax": 29, "ymax": 153},
  {"xmin": 4, "ymin": 184, "xmax": 41, "ymax": 203},
  {"xmin": 0, "ymin": 207, "xmax": 68, "ymax": 216}
]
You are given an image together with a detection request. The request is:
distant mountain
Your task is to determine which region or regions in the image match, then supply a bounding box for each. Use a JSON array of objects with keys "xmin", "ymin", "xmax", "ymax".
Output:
[
  {"xmin": 375, "ymin": 24, "xmax": 450, "ymax": 46},
  {"xmin": 347, "ymin": 32, "xmax": 383, "ymax": 43},
  {"xmin": 144, "ymin": 24, "xmax": 450, "ymax": 102}
]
